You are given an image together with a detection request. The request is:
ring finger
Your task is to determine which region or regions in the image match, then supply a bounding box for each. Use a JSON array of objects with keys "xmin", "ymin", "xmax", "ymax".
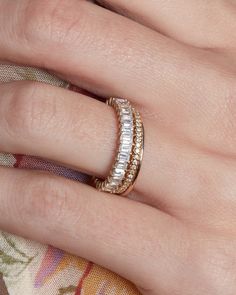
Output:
[
  {"xmin": 2, "ymin": 80, "xmax": 236, "ymax": 228},
  {"xmin": 0, "ymin": 80, "xmax": 158, "ymax": 198},
  {"xmin": 0, "ymin": 80, "xmax": 204, "ymax": 212}
]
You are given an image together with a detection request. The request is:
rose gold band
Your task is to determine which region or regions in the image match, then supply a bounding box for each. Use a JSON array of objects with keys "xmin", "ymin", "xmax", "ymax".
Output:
[{"xmin": 93, "ymin": 97, "xmax": 144, "ymax": 195}]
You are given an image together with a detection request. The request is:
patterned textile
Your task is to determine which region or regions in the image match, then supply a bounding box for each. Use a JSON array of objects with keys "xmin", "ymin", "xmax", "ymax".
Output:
[{"xmin": 0, "ymin": 65, "xmax": 140, "ymax": 295}]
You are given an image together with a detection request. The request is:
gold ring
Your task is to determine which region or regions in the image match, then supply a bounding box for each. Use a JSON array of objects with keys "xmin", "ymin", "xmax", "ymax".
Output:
[{"xmin": 93, "ymin": 97, "xmax": 144, "ymax": 195}]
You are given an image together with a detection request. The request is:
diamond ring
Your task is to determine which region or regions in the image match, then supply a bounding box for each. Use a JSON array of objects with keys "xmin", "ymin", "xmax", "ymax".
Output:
[{"xmin": 93, "ymin": 97, "xmax": 144, "ymax": 195}]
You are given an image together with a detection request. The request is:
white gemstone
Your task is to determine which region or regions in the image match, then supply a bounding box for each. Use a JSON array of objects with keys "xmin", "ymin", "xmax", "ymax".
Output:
[
  {"xmin": 116, "ymin": 162, "xmax": 126, "ymax": 170},
  {"xmin": 121, "ymin": 129, "xmax": 132, "ymax": 135},
  {"xmin": 120, "ymin": 109, "xmax": 130, "ymax": 115},
  {"xmin": 121, "ymin": 116, "xmax": 132, "ymax": 123},
  {"xmin": 123, "ymin": 122, "xmax": 132, "ymax": 128},
  {"xmin": 121, "ymin": 136, "xmax": 131, "ymax": 143},
  {"xmin": 124, "ymin": 133, "xmax": 132, "ymax": 140},
  {"xmin": 114, "ymin": 170, "xmax": 124, "ymax": 178},
  {"xmin": 121, "ymin": 120, "xmax": 133, "ymax": 130},
  {"xmin": 120, "ymin": 133, "xmax": 132, "ymax": 139},
  {"xmin": 117, "ymin": 98, "xmax": 127, "ymax": 103},
  {"xmin": 121, "ymin": 136, "xmax": 132, "ymax": 143},
  {"xmin": 120, "ymin": 138, "xmax": 132, "ymax": 146},
  {"xmin": 120, "ymin": 144, "xmax": 131, "ymax": 153},
  {"xmin": 113, "ymin": 175, "xmax": 120, "ymax": 181},
  {"xmin": 118, "ymin": 152, "xmax": 129, "ymax": 163},
  {"xmin": 121, "ymin": 121, "xmax": 132, "ymax": 128},
  {"xmin": 122, "ymin": 143, "xmax": 131, "ymax": 150},
  {"xmin": 114, "ymin": 164, "xmax": 124, "ymax": 172},
  {"xmin": 121, "ymin": 118, "xmax": 133, "ymax": 125},
  {"xmin": 109, "ymin": 176, "xmax": 120, "ymax": 184}
]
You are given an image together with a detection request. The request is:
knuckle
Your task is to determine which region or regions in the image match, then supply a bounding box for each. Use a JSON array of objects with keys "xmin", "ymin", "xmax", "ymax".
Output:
[
  {"xmin": 16, "ymin": 172, "xmax": 72, "ymax": 228},
  {"xmin": 20, "ymin": 0, "xmax": 88, "ymax": 48},
  {"xmin": 223, "ymin": 76, "xmax": 236, "ymax": 117},
  {"xmin": 216, "ymin": 76, "xmax": 236, "ymax": 142},
  {"xmin": 193, "ymin": 239, "xmax": 236, "ymax": 295},
  {"xmin": 3, "ymin": 82, "xmax": 57, "ymax": 140},
  {"xmin": 198, "ymin": 63, "xmax": 236, "ymax": 153}
]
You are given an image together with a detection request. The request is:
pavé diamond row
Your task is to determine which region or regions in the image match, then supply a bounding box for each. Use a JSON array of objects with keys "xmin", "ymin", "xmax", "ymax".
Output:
[{"xmin": 94, "ymin": 97, "xmax": 144, "ymax": 195}]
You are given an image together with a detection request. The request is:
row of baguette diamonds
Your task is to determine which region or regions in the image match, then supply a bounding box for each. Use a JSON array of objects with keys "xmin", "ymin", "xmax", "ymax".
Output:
[
  {"xmin": 94, "ymin": 97, "xmax": 134, "ymax": 193},
  {"xmin": 115, "ymin": 108, "xmax": 144, "ymax": 195}
]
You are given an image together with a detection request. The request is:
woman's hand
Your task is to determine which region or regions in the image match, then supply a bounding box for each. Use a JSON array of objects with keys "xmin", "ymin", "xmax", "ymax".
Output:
[{"xmin": 1, "ymin": 1, "xmax": 236, "ymax": 294}]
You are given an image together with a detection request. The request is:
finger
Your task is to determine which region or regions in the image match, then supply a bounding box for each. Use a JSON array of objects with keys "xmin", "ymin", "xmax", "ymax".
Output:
[
  {"xmin": 0, "ymin": 0, "xmax": 215, "ymax": 109},
  {"xmin": 129, "ymin": 125, "xmax": 236, "ymax": 231},
  {"xmin": 0, "ymin": 166, "xmax": 187, "ymax": 292},
  {"xmin": 0, "ymin": 81, "xmax": 117, "ymax": 176},
  {"xmin": 0, "ymin": 80, "xmax": 157, "ymax": 197},
  {"xmin": 1, "ymin": 2, "xmax": 236, "ymax": 176},
  {"xmin": 2, "ymin": 0, "xmax": 235, "ymax": 159},
  {"xmin": 0, "ymin": 1, "xmax": 235, "ymax": 207},
  {"xmin": 2, "ymin": 80, "xmax": 236, "ymax": 221},
  {"xmin": 0, "ymin": 80, "xmax": 186, "ymax": 209},
  {"xmin": 95, "ymin": 0, "xmax": 236, "ymax": 49},
  {"xmin": 0, "ymin": 0, "xmax": 236, "ymax": 160}
]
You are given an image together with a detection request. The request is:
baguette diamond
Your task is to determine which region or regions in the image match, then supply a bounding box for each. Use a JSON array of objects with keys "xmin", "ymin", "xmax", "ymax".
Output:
[
  {"xmin": 114, "ymin": 108, "xmax": 144, "ymax": 195},
  {"xmin": 94, "ymin": 97, "xmax": 144, "ymax": 195}
]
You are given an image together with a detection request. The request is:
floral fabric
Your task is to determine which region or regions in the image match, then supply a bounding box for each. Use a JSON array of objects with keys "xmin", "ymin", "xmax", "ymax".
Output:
[{"xmin": 0, "ymin": 65, "xmax": 140, "ymax": 295}]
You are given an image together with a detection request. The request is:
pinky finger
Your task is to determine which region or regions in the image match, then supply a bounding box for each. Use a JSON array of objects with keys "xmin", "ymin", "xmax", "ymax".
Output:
[{"xmin": 0, "ymin": 165, "xmax": 187, "ymax": 292}]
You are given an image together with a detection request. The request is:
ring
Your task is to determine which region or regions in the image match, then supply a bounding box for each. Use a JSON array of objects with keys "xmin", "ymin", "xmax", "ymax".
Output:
[{"xmin": 93, "ymin": 97, "xmax": 144, "ymax": 195}]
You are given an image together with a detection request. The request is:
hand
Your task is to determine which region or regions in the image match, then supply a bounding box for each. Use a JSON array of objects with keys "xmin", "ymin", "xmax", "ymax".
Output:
[{"xmin": 1, "ymin": 1, "xmax": 236, "ymax": 294}]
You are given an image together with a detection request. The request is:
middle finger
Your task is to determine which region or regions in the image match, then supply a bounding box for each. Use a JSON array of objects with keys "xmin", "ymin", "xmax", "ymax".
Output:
[{"xmin": 0, "ymin": 0, "xmax": 220, "ymax": 110}]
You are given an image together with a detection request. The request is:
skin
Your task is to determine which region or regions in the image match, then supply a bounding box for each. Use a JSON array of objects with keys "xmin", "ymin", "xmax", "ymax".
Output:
[{"xmin": 0, "ymin": 0, "xmax": 236, "ymax": 293}]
